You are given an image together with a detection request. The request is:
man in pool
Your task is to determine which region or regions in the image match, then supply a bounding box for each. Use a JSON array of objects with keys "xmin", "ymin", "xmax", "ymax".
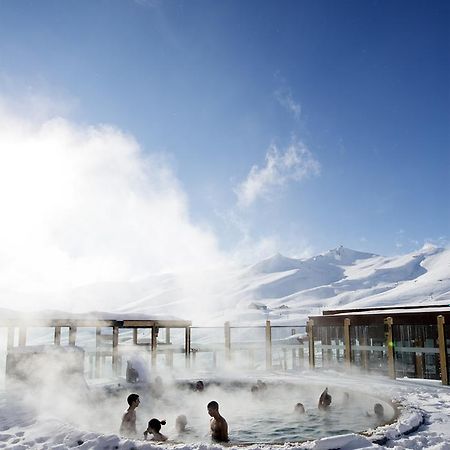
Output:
[
  {"xmin": 207, "ymin": 400, "xmax": 228, "ymax": 442},
  {"xmin": 120, "ymin": 393, "xmax": 140, "ymax": 437}
]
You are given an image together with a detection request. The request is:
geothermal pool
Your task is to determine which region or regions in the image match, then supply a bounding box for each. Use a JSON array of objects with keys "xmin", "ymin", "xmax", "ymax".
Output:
[{"xmin": 92, "ymin": 379, "xmax": 396, "ymax": 444}]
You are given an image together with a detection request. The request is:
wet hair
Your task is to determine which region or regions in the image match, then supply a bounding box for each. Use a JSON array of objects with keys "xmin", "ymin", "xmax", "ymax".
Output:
[
  {"xmin": 148, "ymin": 418, "xmax": 166, "ymax": 432},
  {"xmin": 127, "ymin": 393, "xmax": 139, "ymax": 406},
  {"xmin": 294, "ymin": 402, "xmax": 305, "ymax": 413},
  {"xmin": 374, "ymin": 403, "xmax": 384, "ymax": 418},
  {"xmin": 207, "ymin": 400, "xmax": 219, "ymax": 410},
  {"xmin": 196, "ymin": 380, "xmax": 204, "ymax": 390}
]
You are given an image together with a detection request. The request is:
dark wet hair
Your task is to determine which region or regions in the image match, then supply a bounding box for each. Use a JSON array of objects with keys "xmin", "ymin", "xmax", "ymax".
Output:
[
  {"xmin": 196, "ymin": 380, "xmax": 204, "ymax": 390},
  {"xmin": 295, "ymin": 402, "xmax": 305, "ymax": 413},
  {"xmin": 148, "ymin": 418, "xmax": 166, "ymax": 432},
  {"xmin": 207, "ymin": 400, "xmax": 219, "ymax": 410},
  {"xmin": 374, "ymin": 403, "xmax": 384, "ymax": 417},
  {"xmin": 127, "ymin": 393, "xmax": 139, "ymax": 406}
]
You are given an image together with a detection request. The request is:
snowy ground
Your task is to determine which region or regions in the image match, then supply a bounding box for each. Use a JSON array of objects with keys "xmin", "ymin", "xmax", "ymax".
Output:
[{"xmin": 0, "ymin": 371, "xmax": 449, "ymax": 450}]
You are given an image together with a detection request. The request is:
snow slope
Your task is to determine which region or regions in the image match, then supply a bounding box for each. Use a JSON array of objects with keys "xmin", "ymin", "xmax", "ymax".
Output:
[{"xmin": 0, "ymin": 245, "xmax": 448, "ymax": 326}]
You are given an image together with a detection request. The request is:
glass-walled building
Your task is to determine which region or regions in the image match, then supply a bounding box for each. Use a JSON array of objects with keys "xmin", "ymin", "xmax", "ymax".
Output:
[{"xmin": 307, "ymin": 305, "xmax": 450, "ymax": 385}]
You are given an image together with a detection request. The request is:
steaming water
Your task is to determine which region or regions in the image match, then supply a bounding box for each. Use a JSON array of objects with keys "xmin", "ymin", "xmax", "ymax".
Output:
[{"xmin": 88, "ymin": 380, "xmax": 394, "ymax": 444}]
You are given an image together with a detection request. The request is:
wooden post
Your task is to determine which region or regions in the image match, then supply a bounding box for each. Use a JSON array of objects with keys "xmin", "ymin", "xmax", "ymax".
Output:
[
  {"xmin": 384, "ymin": 317, "xmax": 395, "ymax": 379},
  {"xmin": 437, "ymin": 315, "xmax": 448, "ymax": 385},
  {"xmin": 54, "ymin": 326, "xmax": 61, "ymax": 345},
  {"xmin": 307, "ymin": 319, "xmax": 315, "ymax": 369},
  {"xmin": 165, "ymin": 327, "xmax": 173, "ymax": 367},
  {"xmin": 185, "ymin": 326, "xmax": 191, "ymax": 368},
  {"xmin": 112, "ymin": 326, "xmax": 119, "ymax": 376},
  {"xmin": 224, "ymin": 321, "xmax": 231, "ymax": 360},
  {"xmin": 69, "ymin": 326, "xmax": 77, "ymax": 346},
  {"xmin": 133, "ymin": 328, "xmax": 138, "ymax": 345},
  {"xmin": 165, "ymin": 328, "xmax": 171, "ymax": 344},
  {"xmin": 151, "ymin": 326, "xmax": 158, "ymax": 367},
  {"xmin": 361, "ymin": 330, "xmax": 369, "ymax": 371},
  {"xmin": 414, "ymin": 338, "xmax": 425, "ymax": 379},
  {"xmin": 95, "ymin": 327, "xmax": 101, "ymax": 378},
  {"xmin": 265, "ymin": 320, "xmax": 272, "ymax": 370},
  {"xmin": 7, "ymin": 327, "xmax": 14, "ymax": 349},
  {"xmin": 344, "ymin": 318, "xmax": 352, "ymax": 368},
  {"xmin": 18, "ymin": 327, "xmax": 27, "ymax": 346}
]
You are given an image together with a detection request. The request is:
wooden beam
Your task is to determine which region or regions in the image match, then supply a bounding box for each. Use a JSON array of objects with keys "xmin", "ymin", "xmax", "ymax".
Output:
[{"xmin": 437, "ymin": 315, "xmax": 448, "ymax": 385}]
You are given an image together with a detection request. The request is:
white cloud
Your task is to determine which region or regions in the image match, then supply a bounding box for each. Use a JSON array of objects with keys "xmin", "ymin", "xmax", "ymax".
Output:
[
  {"xmin": 0, "ymin": 98, "xmax": 224, "ymax": 295},
  {"xmin": 234, "ymin": 140, "xmax": 320, "ymax": 208},
  {"xmin": 274, "ymin": 86, "xmax": 301, "ymax": 119}
]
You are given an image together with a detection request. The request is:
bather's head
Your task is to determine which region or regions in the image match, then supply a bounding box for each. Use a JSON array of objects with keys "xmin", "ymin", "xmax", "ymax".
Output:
[
  {"xmin": 374, "ymin": 403, "xmax": 384, "ymax": 418},
  {"xmin": 127, "ymin": 393, "xmax": 140, "ymax": 408},
  {"xmin": 294, "ymin": 402, "xmax": 305, "ymax": 414},
  {"xmin": 148, "ymin": 418, "xmax": 166, "ymax": 433},
  {"xmin": 176, "ymin": 414, "xmax": 187, "ymax": 432},
  {"xmin": 207, "ymin": 400, "xmax": 219, "ymax": 417}
]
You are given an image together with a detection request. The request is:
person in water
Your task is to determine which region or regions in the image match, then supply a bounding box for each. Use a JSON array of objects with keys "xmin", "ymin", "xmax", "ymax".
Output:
[
  {"xmin": 374, "ymin": 403, "xmax": 384, "ymax": 419},
  {"xmin": 195, "ymin": 380, "xmax": 205, "ymax": 391},
  {"xmin": 143, "ymin": 418, "xmax": 167, "ymax": 441},
  {"xmin": 294, "ymin": 402, "xmax": 305, "ymax": 414},
  {"xmin": 151, "ymin": 376, "xmax": 164, "ymax": 399},
  {"xmin": 175, "ymin": 414, "xmax": 188, "ymax": 433},
  {"xmin": 207, "ymin": 400, "xmax": 229, "ymax": 442},
  {"xmin": 120, "ymin": 393, "xmax": 140, "ymax": 437},
  {"xmin": 318, "ymin": 387, "xmax": 332, "ymax": 410}
]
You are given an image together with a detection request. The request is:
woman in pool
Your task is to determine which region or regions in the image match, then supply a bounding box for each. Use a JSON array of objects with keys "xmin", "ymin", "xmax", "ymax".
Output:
[{"xmin": 143, "ymin": 418, "xmax": 167, "ymax": 441}]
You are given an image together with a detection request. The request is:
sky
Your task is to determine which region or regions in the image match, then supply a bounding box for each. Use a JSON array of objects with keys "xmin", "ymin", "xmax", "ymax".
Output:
[{"xmin": 0, "ymin": 0, "xmax": 449, "ymax": 292}]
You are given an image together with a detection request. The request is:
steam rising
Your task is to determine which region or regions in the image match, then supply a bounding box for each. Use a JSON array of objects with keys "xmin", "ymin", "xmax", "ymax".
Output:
[{"xmin": 0, "ymin": 99, "xmax": 225, "ymax": 309}]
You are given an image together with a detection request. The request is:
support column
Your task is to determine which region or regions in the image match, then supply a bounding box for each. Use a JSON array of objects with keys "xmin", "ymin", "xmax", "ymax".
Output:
[
  {"xmin": 307, "ymin": 319, "xmax": 315, "ymax": 369},
  {"xmin": 7, "ymin": 327, "xmax": 14, "ymax": 349},
  {"xmin": 361, "ymin": 331, "xmax": 369, "ymax": 371},
  {"xmin": 133, "ymin": 328, "xmax": 138, "ymax": 345},
  {"xmin": 185, "ymin": 326, "xmax": 191, "ymax": 368},
  {"xmin": 69, "ymin": 326, "xmax": 77, "ymax": 346},
  {"xmin": 224, "ymin": 321, "xmax": 231, "ymax": 360},
  {"xmin": 112, "ymin": 326, "xmax": 119, "ymax": 376},
  {"xmin": 265, "ymin": 320, "xmax": 272, "ymax": 370},
  {"xmin": 18, "ymin": 327, "xmax": 27, "ymax": 346},
  {"xmin": 54, "ymin": 326, "xmax": 61, "ymax": 345},
  {"xmin": 95, "ymin": 327, "xmax": 101, "ymax": 378},
  {"xmin": 151, "ymin": 326, "xmax": 158, "ymax": 367},
  {"xmin": 437, "ymin": 315, "xmax": 448, "ymax": 385},
  {"xmin": 384, "ymin": 317, "xmax": 395, "ymax": 379},
  {"xmin": 414, "ymin": 338, "xmax": 425, "ymax": 379},
  {"xmin": 344, "ymin": 318, "xmax": 352, "ymax": 368},
  {"xmin": 165, "ymin": 328, "xmax": 171, "ymax": 344}
]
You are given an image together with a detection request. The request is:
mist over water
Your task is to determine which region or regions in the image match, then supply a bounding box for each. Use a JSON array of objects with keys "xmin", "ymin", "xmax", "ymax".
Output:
[{"xmin": 4, "ymin": 343, "xmax": 395, "ymax": 446}]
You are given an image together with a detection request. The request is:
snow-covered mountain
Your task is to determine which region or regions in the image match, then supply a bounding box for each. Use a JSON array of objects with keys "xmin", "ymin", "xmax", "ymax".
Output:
[{"xmin": 1, "ymin": 245, "xmax": 449, "ymax": 326}]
